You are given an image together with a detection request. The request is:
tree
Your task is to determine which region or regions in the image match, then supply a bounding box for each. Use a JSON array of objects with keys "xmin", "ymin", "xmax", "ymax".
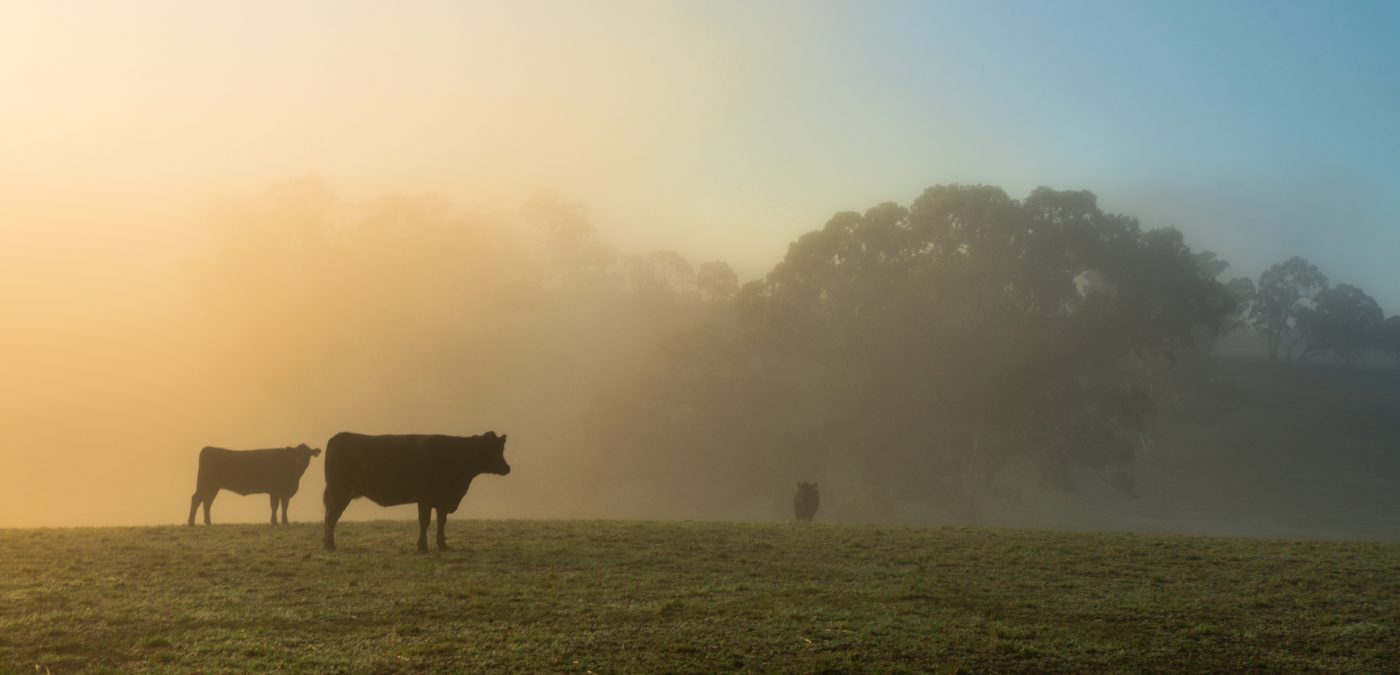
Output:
[
  {"xmin": 641, "ymin": 185, "xmax": 1233, "ymax": 522},
  {"xmin": 522, "ymin": 191, "xmax": 618, "ymax": 288},
  {"xmin": 696, "ymin": 261, "xmax": 739, "ymax": 302},
  {"xmin": 1192, "ymin": 249, "xmax": 1254, "ymax": 344},
  {"xmin": 1222, "ymin": 277, "xmax": 1257, "ymax": 335},
  {"xmin": 1250, "ymin": 256, "xmax": 1328, "ymax": 361},
  {"xmin": 1193, "ymin": 250, "xmax": 1230, "ymax": 279},
  {"xmin": 1380, "ymin": 316, "xmax": 1400, "ymax": 367},
  {"xmin": 1295, "ymin": 284, "xmax": 1384, "ymax": 365},
  {"xmin": 628, "ymin": 250, "xmax": 695, "ymax": 297}
]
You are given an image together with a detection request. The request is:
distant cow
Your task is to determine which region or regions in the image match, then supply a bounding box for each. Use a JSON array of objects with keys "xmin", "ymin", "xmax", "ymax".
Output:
[
  {"xmin": 188, "ymin": 444, "xmax": 322, "ymax": 526},
  {"xmin": 322, "ymin": 431, "xmax": 510, "ymax": 552},
  {"xmin": 794, "ymin": 482, "xmax": 820, "ymax": 522}
]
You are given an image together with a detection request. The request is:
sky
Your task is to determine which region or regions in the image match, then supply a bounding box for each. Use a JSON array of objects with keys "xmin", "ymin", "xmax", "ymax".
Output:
[
  {"xmin": 3, "ymin": 1, "xmax": 1398, "ymax": 295},
  {"xmin": 2, "ymin": 1, "xmax": 1400, "ymax": 526}
]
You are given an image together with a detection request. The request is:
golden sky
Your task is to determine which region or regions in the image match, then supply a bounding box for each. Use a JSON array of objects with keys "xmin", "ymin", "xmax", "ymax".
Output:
[{"xmin": 2, "ymin": 2, "xmax": 852, "ymax": 266}]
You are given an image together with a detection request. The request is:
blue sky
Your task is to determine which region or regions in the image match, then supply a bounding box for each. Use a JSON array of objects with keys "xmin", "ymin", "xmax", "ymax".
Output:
[{"xmin": 696, "ymin": 0, "xmax": 1400, "ymax": 306}]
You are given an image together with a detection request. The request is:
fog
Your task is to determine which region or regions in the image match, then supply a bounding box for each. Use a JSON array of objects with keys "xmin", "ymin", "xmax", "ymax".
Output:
[
  {"xmin": 5, "ymin": 179, "xmax": 1396, "ymax": 541},
  {"xmin": 0, "ymin": 183, "xmax": 728, "ymax": 526},
  {"xmin": 4, "ymin": 3, "xmax": 1400, "ymax": 538}
]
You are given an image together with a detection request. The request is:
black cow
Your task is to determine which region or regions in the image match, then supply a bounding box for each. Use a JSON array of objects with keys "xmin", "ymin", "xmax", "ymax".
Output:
[
  {"xmin": 794, "ymin": 482, "xmax": 820, "ymax": 522},
  {"xmin": 188, "ymin": 444, "xmax": 322, "ymax": 526},
  {"xmin": 322, "ymin": 431, "xmax": 510, "ymax": 552}
]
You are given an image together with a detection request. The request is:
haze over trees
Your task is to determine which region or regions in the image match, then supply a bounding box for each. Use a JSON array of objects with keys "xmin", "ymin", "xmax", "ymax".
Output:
[
  {"xmin": 185, "ymin": 181, "xmax": 1266, "ymax": 522},
  {"xmin": 1382, "ymin": 316, "xmax": 1400, "ymax": 367},
  {"xmin": 1295, "ymin": 284, "xmax": 1385, "ymax": 365},
  {"xmin": 1214, "ymin": 253, "xmax": 1398, "ymax": 368},
  {"xmin": 1250, "ymin": 256, "xmax": 1329, "ymax": 361},
  {"xmin": 608, "ymin": 186, "xmax": 1236, "ymax": 521},
  {"xmin": 1193, "ymin": 250, "xmax": 1256, "ymax": 344},
  {"xmin": 3, "ymin": 177, "xmax": 1397, "ymax": 529}
]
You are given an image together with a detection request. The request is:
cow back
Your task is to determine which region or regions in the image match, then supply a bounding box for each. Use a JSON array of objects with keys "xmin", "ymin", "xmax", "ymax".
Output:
[
  {"xmin": 198, "ymin": 446, "xmax": 315, "ymax": 496},
  {"xmin": 325, "ymin": 432, "xmax": 498, "ymax": 511}
]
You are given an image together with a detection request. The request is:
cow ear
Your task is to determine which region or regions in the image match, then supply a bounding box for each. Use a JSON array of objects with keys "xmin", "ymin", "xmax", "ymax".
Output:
[
  {"xmin": 500, "ymin": 434, "xmax": 507, "ymax": 443},
  {"xmin": 484, "ymin": 431, "xmax": 497, "ymax": 439}
]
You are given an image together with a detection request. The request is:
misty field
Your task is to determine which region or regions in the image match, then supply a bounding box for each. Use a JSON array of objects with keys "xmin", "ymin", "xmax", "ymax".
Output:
[{"xmin": 2, "ymin": 521, "xmax": 1397, "ymax": 673}]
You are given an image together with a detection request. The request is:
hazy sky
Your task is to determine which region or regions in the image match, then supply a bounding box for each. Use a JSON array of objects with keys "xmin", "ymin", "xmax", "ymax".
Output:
[
  {"xmin": 4, "ymin": 0, "xmax": 1400, "ymax": 528},
  {"xmin": 4, "ymin": 0, "xmax": 1398, "ymax": 303}
]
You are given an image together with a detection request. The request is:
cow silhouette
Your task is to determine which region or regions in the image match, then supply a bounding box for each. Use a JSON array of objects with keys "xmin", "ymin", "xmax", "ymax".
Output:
[
  {"xmin": 322, "ymin": 431, "xmax": 510, "ymax": 552},
  {"xmin": 188, "ymin": 444, "xmax": 322, "ymax": 525},
  {"xmin": 794, "ymin": 482, "xmax": 820, "ymax": 522}
]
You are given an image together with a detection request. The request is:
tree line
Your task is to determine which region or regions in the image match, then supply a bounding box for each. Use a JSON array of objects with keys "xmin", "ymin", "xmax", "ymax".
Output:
[
  {"xmin": 591, "ymin": 186, "xmax": 1400, "ymax": 521},
  {"xmin": 198, "ymin": 181, "xmax": 1397, "ymax": 523},
  {"xmin": 1199, "ymin": 252, "xmax": 1400, "ymax": 366}
]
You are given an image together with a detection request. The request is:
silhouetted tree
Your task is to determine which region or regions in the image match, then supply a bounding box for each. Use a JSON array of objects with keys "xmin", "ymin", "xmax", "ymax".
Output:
[
  {"xmin": 1193, "ymin": 250, "xmax": 1255, "ymax": 345},
  {"xmin": 1250, "ymin": 256, "xmax": 1328, "ymax": 361},
  {"xmin": 639, "ymin": 185, "xmax": 1233, "ymax": 522},
  {"xmin": 1193, "ymin": 250, "xmax": 1230, "ymax": 279},
  {"xmin": 1296, "ymin": 284, "xmax": 1384, "ymax": 365}
]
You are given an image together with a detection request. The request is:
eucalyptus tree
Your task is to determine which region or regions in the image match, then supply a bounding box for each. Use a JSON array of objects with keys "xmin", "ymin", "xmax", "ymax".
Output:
[
  {"xmin": 1296, "ymin": 284, "xmax": 1384, "ymax": 365},
  {"xmin": 1250, "ymin": 256, "xmax": 1328, "ymax": 361},
  {"xmin": 648, "ymin": 185, "xmax": 1234, "ymax": 521}
]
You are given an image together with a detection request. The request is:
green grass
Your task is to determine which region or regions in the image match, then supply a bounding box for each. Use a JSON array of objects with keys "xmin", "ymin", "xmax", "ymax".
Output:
[{"xmin": 2, "ymin": 520, "xmax": 1397, "ymax": 673}]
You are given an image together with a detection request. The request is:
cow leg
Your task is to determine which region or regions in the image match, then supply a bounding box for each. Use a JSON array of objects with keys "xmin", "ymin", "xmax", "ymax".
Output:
[
  {"xmin": 269, "ymin": 494, "xmax": 280, "ymax": 525},
  {"xmin": 416, "ymin": 503, "xmax": 432, "ymax": 554},
  {"xmin": 188, "ymin": 492, "xmax": 202, "ymax": 526},
  {"xmin": 202, "ymin": 491, "xmax": 216, "ymax": 525},
  {"xmin": 435, "ymin": 507, "xmax": 450, "ymax": 551},
  {"xmin": 323, "ymin": 491, "xmax": 350, "ymax": 551},
  {"xmin": 281, "ymin": 496, "xmax": 291, "ymax": 525}
]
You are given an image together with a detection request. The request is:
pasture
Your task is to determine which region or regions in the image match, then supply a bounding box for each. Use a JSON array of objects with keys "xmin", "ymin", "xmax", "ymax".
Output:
[{"xmin": 2, "ymin": 520, "xmax": 1397, "ymax": 673}]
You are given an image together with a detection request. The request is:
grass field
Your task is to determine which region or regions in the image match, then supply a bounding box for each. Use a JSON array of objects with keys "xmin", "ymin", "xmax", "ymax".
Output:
[{"xmin": 2, "ymin": 520, "xmax": 1398, "ymax": 673}]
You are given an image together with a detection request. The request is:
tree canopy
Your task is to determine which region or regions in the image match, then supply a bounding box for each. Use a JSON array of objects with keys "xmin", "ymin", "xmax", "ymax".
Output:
[
  {"xmin": 1296, "ymin": 284, "xmax": 1385, "ymax": 365},
  {"xmin": 1381, "ymin": 316, "xmax": 1400, "ymax": 367},
  {"xmin": 628, "ymin": 185, "xmax": 1235, "ymax": 520},
  {"xmin": 1250, "ymin": 256, "xmax": 1328, "ymax": 361}
]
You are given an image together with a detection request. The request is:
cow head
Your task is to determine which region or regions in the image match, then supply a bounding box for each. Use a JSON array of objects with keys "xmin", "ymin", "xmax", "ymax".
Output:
[
  {"xmin": 294, "ymin": 443, "xmax": 323, "ymax": 458},
  {"xmin": 480, "ymin": 431, "xmax": 511, "ymax": 476}
]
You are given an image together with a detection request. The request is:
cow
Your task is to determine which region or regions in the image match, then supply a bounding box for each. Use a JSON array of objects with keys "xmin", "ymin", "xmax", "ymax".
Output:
[
  {"xmin": 794, "ymin": 482, "xmax": 820, "ymax": 522},
  {"xmin": 187, "ymin": 444, "xmax": 322, "ymax": 526},
  {"xmin": 322, "ymin": 431, "xmax": 510, "ymax": 552}
]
